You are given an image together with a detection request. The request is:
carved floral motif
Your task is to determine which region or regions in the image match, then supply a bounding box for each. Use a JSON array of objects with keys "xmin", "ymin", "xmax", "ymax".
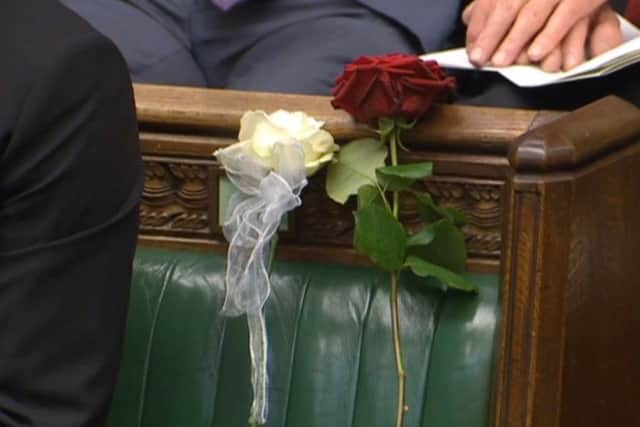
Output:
[
  {"xmin": 294, "ymin": 176, "xmax": 503, "ymax": 258},
  {"xmin": 295, "ymin": 176, "xmax": 356, "ymax": 246},
  {"xmin": 140, "ymin": 159, "xmax": 504, "ymax": 259},
  {"xmin": 140, "ymin": 160, "xmax": 211, "ymax": 235},
  {"xmin": 408, "ymin": 180, "xmax": 504, "ymax": 257}
]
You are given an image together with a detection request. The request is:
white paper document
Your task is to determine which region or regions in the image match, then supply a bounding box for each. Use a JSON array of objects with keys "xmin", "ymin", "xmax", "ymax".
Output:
[{"xmin": 420, "ymin": 16, "xmax": 640, "ymax": 87}]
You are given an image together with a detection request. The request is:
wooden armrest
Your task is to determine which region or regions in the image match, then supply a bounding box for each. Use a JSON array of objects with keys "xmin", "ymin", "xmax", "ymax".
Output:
[{"xmin": 510, "ymin": 96, "xmax": 640, "ymax": 171}]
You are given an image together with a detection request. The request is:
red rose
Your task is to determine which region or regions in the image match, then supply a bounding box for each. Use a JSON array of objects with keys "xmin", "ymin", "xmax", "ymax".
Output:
[{"xmin": 331, "ymin": 54, "xmax": 455, "ymax": 125}]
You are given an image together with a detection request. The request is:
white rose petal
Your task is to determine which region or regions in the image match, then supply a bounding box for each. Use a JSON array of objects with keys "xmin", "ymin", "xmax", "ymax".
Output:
[
  {"xmin": 250, "ymin": 121, "xmax": 290, "ymax": 159},
  {"xmin": 306, "ymin": 130, "xmax": 338, "ymax": 154},
  {"xmin": 238, "ymin": 111, "xmax": 270, "ymax": 141},
  {"xmin": 223, "ymin": 109, "xmax": 338, "ymax": 178},
  {"xmin": 305, "ymin": 151, "xmax": 337, "ymax": 176},
  {"xmin": 268, "ymin": 110, "xmax": 324, "ymax": 140}
]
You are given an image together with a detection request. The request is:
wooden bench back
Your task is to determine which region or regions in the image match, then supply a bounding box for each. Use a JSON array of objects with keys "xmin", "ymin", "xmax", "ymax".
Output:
[{"xmin": 134, "ymin": 83, "xmax": 640, "ymax": 427}]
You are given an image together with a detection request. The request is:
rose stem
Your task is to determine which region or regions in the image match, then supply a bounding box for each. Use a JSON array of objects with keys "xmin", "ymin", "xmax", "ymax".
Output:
[
  {"xmin": 390, "ymin": 130, "xmax": 400, "ymax": 219},
  {"xmin": 389, "ymin": 127, "xmax": 407, "ymax": 427}
]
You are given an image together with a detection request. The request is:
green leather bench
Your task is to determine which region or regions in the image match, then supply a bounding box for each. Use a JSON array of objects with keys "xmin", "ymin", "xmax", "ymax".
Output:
[
  {"xmin": 108, "ymin": 247, "xmax": 498, "ymax": 427},
  {"xmin": 114, "ymin": 84, "xmax": 640, "ymax": 427}
]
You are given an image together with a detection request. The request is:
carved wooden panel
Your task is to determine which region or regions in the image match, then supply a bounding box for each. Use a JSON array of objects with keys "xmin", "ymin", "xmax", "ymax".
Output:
[
  {"xmin": 403, "ymin": 178, "xmax": 504, "ymax": 259},
  {"xmin": 139, "ymin": 156, "xmax": 505, "ymax": 262},
  {"xmin": 292, "ymin": 176, "xmax": 504, "ymax": 260},
  {"xmin": 140, "ymin": 158, "xmax": 214, "ymax": 237},
  {"xmin": 293, "ymin": 176, "xmax": 356, "ymax": 246}
]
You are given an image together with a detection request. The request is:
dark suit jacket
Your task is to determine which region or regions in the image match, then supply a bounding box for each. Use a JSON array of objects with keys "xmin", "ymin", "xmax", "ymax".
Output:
[
  {"xmin": 0, "ymin": 1, "xmax": 142, "ymax": 425},
  {"xmin": 612, "ymin": 0, "xmax": 632, "ymax": 15},
  {"xmin": 359, "ymin": 0, "xmax": 463, "ymax": 51}
]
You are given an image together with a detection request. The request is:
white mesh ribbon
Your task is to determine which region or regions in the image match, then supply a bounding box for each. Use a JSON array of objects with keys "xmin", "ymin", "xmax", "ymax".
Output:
[{"xmin": 216, "ymin": 139, "xmax": 308, "ymax": 425}]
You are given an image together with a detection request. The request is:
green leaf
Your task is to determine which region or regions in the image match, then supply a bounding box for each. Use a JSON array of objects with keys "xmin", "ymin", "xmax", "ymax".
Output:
[
  {"xmin": 406, "ymin": 256, "xmax": 478, "ymax": 292},
  {"xmin": 376, "ymin": 162, "xmax": 433, "ymax": 192},
  {"xmin": 326, "ymin": 138, "xmax": 388, "ymax": 204},
  {"xmin": 414, "ymin": 192, "xmax": 467, "ymax": 226},
  {"xmin": 354, "ymin": 204, "xmax": 407, "ymax": 272},
  {"xmin": 406, "ymin": 222, "xmax": 437, "ymax": 247},
  {"xmin": 378, "ymin": 162, "xmax": 434, "ymax": 181},
  {"xmin": 441, "ymin": 207, "xmax": 468, "ymax": 226},
  {"xmin": 415, "ymin": 192, "xmax": 442, "ymax": 222},
  {"xmin": 395, "ymin": 118, "xmax": 417, "ymax": 130},
  {"xmin": 357, "ymin": 185, "xmax": 385, "ymax": 210},
  {"xmin": 408, "ymin": 219, "xmax": 467, "ymax": 273},
  {"xmin": 378, "ymin": 117, "xmax": 396, "ymax": 138}
]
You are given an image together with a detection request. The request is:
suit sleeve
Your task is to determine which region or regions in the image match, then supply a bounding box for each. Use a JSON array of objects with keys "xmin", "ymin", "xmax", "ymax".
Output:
[
  {"xmin": 609, "ymin": 0, "xmax": 627, "ymax": 14},
  {"xmin": 0, "ymin": 29, "xmax": 143, "ymax": 427}
]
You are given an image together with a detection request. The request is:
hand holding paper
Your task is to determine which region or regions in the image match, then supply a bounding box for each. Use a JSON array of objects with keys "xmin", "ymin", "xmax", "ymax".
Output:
[
  {"xmin": 463, "ymin": 0, "xmax": 610, "ymax": 67},
  {"xmin": 421, "ymin": 16, "xmax": 640, "ymax": 87}
]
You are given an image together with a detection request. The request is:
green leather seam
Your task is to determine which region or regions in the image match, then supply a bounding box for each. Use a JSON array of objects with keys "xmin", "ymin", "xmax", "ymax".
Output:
[
  {"xmin": 136, "ymin": 263, "xmax": 176, "ymax": 427},
  {"xmin": 207, "ymin": 316, "xmax": 227, "ymax": 427},
  {"xmin": 417, "ymin": 292, "xmax": 447, "ymax": 427},
  {"xmin": 282, "ymin": 277, "xmax": 311, "ymax": 427},
  {"xmin": 347, "ymin": 281, "xmax": 375, "ymax": 427},
  {"xmin": 484, "ymin": 310, "xmax": 500, "ymax": 427}
]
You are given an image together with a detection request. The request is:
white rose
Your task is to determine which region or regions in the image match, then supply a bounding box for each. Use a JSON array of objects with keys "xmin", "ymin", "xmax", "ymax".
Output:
[{"xmin": 235, "ymin": 110, "xmax": 338, "ymax": 176}]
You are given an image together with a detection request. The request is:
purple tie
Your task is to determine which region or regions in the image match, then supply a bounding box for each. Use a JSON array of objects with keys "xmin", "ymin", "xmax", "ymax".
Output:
[{"xmin": 210, "ymin": 0, "xmax": 244, "ymax": 11}]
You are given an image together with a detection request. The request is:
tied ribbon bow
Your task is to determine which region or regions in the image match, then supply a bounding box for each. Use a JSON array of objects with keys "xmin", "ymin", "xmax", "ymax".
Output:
[{"xmin": 216, "ymin": 140, "xmax": 307, "ymax": 424}]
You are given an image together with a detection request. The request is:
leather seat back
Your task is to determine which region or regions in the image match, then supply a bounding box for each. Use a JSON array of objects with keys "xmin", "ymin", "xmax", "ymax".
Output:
[{"xmin": 108, "ymin": 247, "xmax": 499, "ymax": 427}]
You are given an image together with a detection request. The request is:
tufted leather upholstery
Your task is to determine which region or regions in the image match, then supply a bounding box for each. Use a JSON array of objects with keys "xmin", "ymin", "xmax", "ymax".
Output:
[{"xmin": 108, "ymin": 247, "xmax": 499, "ymax": 427}]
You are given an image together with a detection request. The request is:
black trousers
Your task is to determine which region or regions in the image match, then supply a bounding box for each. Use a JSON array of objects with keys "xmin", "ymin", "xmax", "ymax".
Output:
[
  {"xmin": 453, "ymin": 63, "xmax": 640, "ymax": 109},
  {"xmin": 0, "ymin": 1, "xmax": 142, "ymax": 426}
]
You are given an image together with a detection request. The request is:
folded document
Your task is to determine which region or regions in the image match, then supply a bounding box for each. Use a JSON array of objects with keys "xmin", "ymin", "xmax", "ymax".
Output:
[{"xmin": 420, "ymin": 16, "xmax": 640, "ymax": 87}]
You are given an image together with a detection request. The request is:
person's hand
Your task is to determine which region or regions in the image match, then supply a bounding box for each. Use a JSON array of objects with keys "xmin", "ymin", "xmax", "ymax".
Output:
[
  {"xmin": 525, "ymin": 5, "xmax": 623, "ymax": 71},
  {"xmin": 463, "ymin": 0, "xmax": 609, "ymax": 67}
]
